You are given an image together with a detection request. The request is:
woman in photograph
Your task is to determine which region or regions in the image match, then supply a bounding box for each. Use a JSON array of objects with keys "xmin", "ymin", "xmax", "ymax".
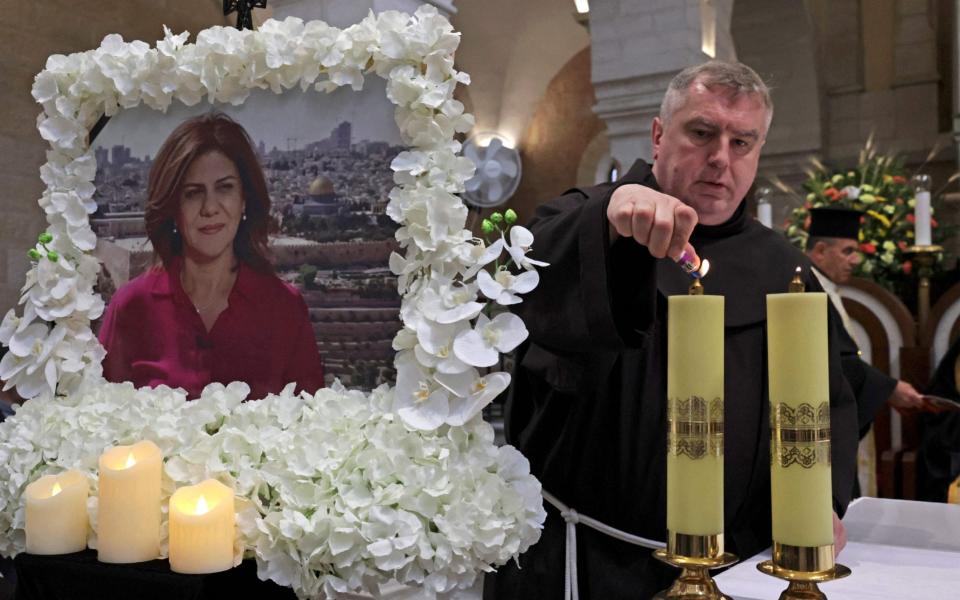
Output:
[{"xmin": 99, "ymin": 112, "xmax": 324, "ymax": 399}]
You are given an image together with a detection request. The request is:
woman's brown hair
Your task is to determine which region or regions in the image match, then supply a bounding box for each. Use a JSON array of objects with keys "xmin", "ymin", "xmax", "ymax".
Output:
[{"xmin": 145, "ymin": 112, "xmax": 272, "ymax": 272}]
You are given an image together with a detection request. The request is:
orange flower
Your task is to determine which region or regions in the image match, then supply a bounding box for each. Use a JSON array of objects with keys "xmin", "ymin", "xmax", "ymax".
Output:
[
  {"xmin": 932, "ymin": 217, "xmax": 938, "ymax": 228},
  {"xmin": 903, "ymin": 260, "xmax": 912, "ymax": 275},
  {"xmin": 893, "ymin": 176, "xmax": 907, "ymax": 185},
  {"xmin": 906, "ymin": 213, "xmax": 916, "ymax": 224},
  {"xmin": 861, "ymin": 242, "xmax": 877, "ymax": 254}
]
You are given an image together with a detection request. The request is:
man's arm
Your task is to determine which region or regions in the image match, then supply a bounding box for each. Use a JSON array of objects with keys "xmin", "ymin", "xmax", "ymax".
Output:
[{"xmin": 516, "ymin": 179, "xmax": 697, "ymax": 353}]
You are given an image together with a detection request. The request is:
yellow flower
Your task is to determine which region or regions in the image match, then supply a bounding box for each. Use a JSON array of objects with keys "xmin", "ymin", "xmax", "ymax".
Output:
[
  {"xmin": 866, "ymin": 210, "xmax": 890, "ymax": 228},
  {"xmin": 883, "ymin": 175, "xmax": 893, "ymax": 183},
  {"xmin": 883, "ymin": 240, "xmax": 896, "ymax": 251}
]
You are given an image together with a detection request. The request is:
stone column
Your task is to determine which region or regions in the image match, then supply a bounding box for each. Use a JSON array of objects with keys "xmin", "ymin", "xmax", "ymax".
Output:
[
  {"xmin": 589, "ymin": 0, "xmax": 735, "ymax": 165},
  {"xmin": 269, "ymin": 0, "xmax": 455, "ymax": 26}
]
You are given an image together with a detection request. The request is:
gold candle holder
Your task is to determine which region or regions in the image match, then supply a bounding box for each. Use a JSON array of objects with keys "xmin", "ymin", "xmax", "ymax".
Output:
[
  {"xmin": 757, "ymin": 542, "xmax": 851, "ymax": 600},
  {"xmin": 903, "ymin": 244, "xmax": 943, "ymax": 341},
  {"xmin": 653, "ymin": 533, "xmax": 738, "ymax": 600}
]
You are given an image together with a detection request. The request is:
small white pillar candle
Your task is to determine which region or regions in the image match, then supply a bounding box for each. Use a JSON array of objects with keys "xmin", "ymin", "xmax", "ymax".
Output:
[
  {"xmin": 25, "ymin": 470, "xmax": 89, "ymax": 555},
  {"xmin": 911, "ymin": 174, "xmax": 932, "ymax": 246},
  {"xmin": 97, "ymin": 440, "xmax": 162, "ymax": 563},
  {"xmin": 168, "ymin": 479, "xmax": 235, "ymax": 574},
  {"xmin": 755, "ymin": 186, "xmax": 773, "ymax": 228}
]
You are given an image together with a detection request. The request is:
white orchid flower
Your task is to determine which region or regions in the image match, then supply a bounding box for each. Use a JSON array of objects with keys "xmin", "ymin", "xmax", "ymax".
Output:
[
  {"xmin": 1, "ymin": 323, "xmax": 67, "ymax": 397},
  {"xmin": 417, "ymin": 279, "xmax": 483, "ymax": 324},
  {"xmin": 435, "ymin": 369, "xmax": 512, "ymax": 426},
  {"xmin": 414, "ymin": 318, "xmax": 472, "ymax": 374},
  {"xmin": 477, "ymin": 267, "xmax": 539, "ymax": 305},
  {"xmin": 393, "ymin": 352, "xmax": 450, "ymax": 430},
  {"xmin": 459, "ymin": 237, "xmax": 504, "ymax": 279},
  {"xmin": 506, "ymin": 226, "xmax": 549, "ymax": 271},
  {"xmin": 453, "ymin": 313, "xmax": 528, "ymax": 368}
]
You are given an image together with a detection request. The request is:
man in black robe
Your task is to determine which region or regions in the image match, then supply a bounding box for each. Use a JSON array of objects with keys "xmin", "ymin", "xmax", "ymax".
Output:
[
  {"xmin": 485, "ymin": 60, "xmax": 859, "ymax": 599},
  {"xmin": 805, "ymin": 207, "xmax": 925, "ymax": 440},
  {"xmin": 918, "ymin": 336, "xmax": 960, "ymax": 501}
]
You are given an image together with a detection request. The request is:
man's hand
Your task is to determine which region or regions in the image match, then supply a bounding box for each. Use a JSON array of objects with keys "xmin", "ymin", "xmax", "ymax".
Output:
[
  {"xmin": 888, "ymin": 380, "xmax": 924, "ymax": 414},
  {"xmin": 607, "ymin": 184, "xmax": 699, "ymax": 264},
  {"xmin": 833, "ymin": 511, "xmax": 847, "ymax": 557}
]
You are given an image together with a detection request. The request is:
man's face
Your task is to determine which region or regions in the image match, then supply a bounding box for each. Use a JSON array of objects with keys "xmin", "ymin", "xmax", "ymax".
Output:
[
  {"xmin": 651, "ymin": 81, "xmax": 769, "ymax": 225},
  {"xmin": 810, "ymin": 238, "xmax": 861, "ymax": 284}
]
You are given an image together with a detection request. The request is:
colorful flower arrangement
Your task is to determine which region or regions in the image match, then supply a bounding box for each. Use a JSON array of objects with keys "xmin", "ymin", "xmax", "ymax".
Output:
[{"xmin": 784, "ymin": 145, "xmax": 950, "ymax": 288}]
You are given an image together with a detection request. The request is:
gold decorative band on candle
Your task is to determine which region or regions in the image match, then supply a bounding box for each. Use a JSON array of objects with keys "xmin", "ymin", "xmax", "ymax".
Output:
[
  {"xmin": 770, "ymin": 401, "xmax": 831, "ymax": 468},
  {"xmin": 667, "ymin": 396, "xmax": 724, "ymax": 460},
  {"xmin": 667, "ymin": 531, "xmax": 725, "ymax": 560},
  {"xmin": 772, "ymin": 542, "xmax": 835, "ymax": 575}
]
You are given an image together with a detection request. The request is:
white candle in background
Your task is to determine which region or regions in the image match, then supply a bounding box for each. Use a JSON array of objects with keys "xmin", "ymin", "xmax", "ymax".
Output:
[
  {"xmin": 97, "ymin": 440, "xmax": 162, "ymax": 563},
  {"xmin": 911, "ymin": 174, "xmax": 932, "ymax": 246},
  {"xmin": 914, "ymin": 190, "xmax": 932, "ymax": 246},
  {"xmin": 755, "ymin": 186, "xmax": 773, "ymax": 228},
  {"xmin": 25, "ymin": 470, "xmax": 89, "ymax": 555},
  {"xmin": 758, "ymin": 202, "xmax": 773, "ymax": 228}
]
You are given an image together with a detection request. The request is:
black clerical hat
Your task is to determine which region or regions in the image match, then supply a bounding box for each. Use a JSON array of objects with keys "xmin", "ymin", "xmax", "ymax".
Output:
[{"xmin": 808, "ymin": 208, "xmax": 861, "ymax": 240}]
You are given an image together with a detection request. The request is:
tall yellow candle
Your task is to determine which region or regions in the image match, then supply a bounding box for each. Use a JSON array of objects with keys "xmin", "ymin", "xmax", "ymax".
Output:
[
  {"xmin": 767, "ymin": 285, "xmax": 834, "ymax": 552},
  {"xmin": 168, "ymin": 479, "xmax": 235, "ymax": 574},
  {"xmin": 97, "ymin": 440, "xmax": 162, "ymax": 563},
  {"xmin": 25, "ymin": 470, "xmax": 89, "ymax": 554},
  {"xmin": 667, "ymin": 291, "xmax": 724, "ymax": 554}
]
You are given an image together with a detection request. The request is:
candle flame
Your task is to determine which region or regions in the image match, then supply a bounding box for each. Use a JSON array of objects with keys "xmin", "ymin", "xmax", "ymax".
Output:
[
  {"xmin": 50, "ymin": 482, "xmax": 62, "ymax": 497},
  {"xmin": 789, "ymin": 265, "xmax": 806, "ymax": 293},
  {"xmin": 124, "ymin": 452, "xmax": 136, "ymax": 469},
  {"xmin": 699, "ymin": 259, "xmax": 711, "ymax": 278},
  {"xmin": 195, "ymin": 495, "xmax": 210, "ymax": 515}
]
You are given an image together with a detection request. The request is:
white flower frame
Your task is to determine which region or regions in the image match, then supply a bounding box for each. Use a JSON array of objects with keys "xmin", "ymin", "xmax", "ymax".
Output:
[
  {"xmin": 2, "ymin": 7, "xmax": 543, "ymax": 430},
  {"xmin": 0, "ymin": 8, "xmax": 546, "ymax": 597}
]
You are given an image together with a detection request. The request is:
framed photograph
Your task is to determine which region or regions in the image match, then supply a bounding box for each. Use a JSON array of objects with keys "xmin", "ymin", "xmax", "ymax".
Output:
[{"xmin": 91, "ymin": 83, "xmax": 404, "ymax": 389}]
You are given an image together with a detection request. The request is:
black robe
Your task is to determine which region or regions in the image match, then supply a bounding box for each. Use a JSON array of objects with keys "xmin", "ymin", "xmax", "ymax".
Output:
[
  {"xmin": 486, "ymin": 161, "xmax": 860, "ymax": 600},
  {"xmin": 918, "ymin": 336, "xmax": 960, "ymax": 501}
]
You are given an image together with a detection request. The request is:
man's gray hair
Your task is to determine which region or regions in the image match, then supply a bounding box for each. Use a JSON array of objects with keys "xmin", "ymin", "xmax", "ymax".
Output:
[{"xmin": 659, "ymin": 60, "xmax": 773, "ymax": 130}]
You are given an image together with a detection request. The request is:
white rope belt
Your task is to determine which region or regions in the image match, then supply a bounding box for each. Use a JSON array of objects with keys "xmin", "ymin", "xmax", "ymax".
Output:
[{"xmin": 541, "ymin": 490, "xmax": 666, "ymax": 600}]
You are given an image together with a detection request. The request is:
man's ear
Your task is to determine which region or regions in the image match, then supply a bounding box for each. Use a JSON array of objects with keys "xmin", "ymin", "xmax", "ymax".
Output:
[
  {"xmin": 651, "ymin": 116, "xmax": 664, "ymax": 160},
  {"xmin": 809, "ymin": 240, "xmax": 828, "ymax": 260}
]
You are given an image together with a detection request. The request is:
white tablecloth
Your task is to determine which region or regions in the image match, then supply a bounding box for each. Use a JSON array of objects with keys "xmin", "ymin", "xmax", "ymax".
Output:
[{"xmin": 714, "ymin": 497, "xmax": 960, "ymax": 599}]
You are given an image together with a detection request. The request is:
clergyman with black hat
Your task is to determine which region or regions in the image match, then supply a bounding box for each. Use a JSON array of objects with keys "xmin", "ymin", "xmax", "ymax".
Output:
[{"xmin": 805, "ymin": 207, "xmax": 925, "ymax": 430}]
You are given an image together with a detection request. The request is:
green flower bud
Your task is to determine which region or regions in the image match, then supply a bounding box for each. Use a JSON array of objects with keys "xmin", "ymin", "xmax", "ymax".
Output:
[
  {"xmin": 847, "ymin": 171, "xmax": 856, "ymax": 178},
  {"xmin": 481, "ymin": 219, "xmax": 496, "ymax": 234},
  {"xmin": 38, "ymin": 232, "xmax": 53, "ymax": 244},
  {"xmin": 505, "ymin": 208, "xmax": 518, "ymax": 224},
  {"xmin": 46, "ymin": 251, "xmax": 59, "ymax": 262},
  {"xmin": 861, "ymin": 184, "xmax": 874, "ymax": 193},
  {"xmin": 489, "ymin": 212, "xmax": 504, "ymax": 224},
  {"xmin": 831, "ymin": 174, "xmax": 844, "ymax": 185},
  {"xmin": 27, "ymin": 249, "xmax": 41, "ymax": 261}
]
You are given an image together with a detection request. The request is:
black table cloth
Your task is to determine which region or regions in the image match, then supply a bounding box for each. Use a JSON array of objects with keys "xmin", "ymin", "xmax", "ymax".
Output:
[{"xmin": 14, "ymin": 550, "xmax": 297, "ymax": 600}]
